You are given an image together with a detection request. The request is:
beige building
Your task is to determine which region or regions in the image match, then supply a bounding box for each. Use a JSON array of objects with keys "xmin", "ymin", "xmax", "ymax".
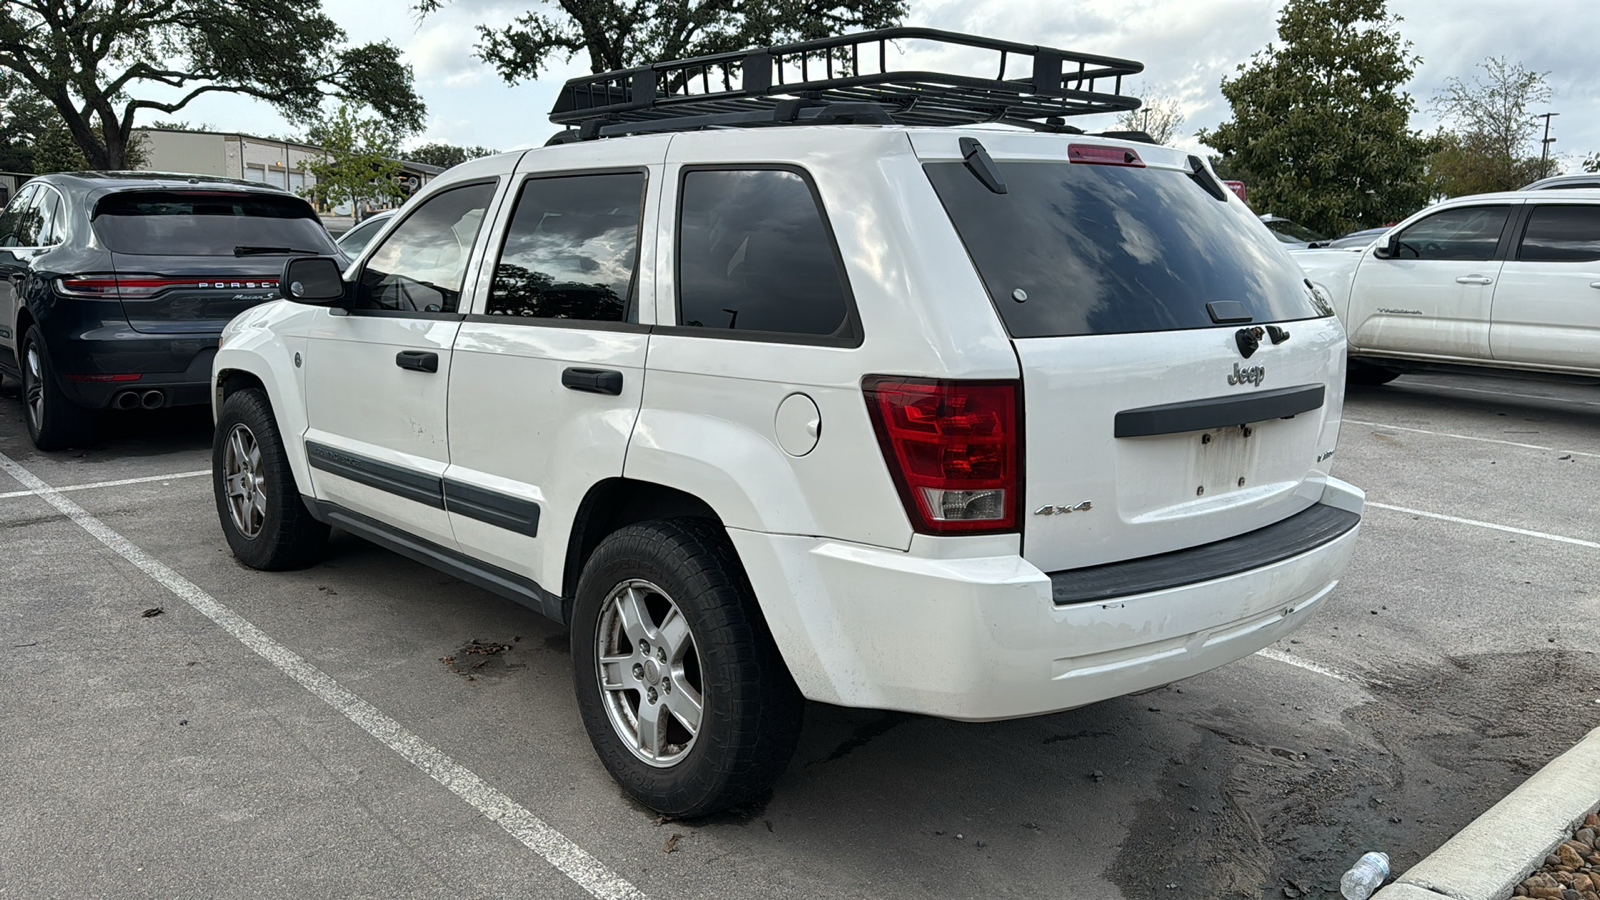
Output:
[{"xmin": 132, "ymin": 128, "xmax": 443, "ymax": 216}]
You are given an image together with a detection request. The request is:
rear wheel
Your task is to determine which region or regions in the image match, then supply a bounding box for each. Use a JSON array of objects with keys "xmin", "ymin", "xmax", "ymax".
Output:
[
  {"xmin": 213, "ymin": 388, "xmax": 328, "ymax": 570},
  {"xmin": 1347, "ymin": 362, "xmax": 1401, "ymax": 386},
  {"xmin": 571, "ymin": 518, "xmax": 803, "ymax": 817},
  {"xmin": 20, "ymin": 325, "xmax": 97, "ymax": 450}
]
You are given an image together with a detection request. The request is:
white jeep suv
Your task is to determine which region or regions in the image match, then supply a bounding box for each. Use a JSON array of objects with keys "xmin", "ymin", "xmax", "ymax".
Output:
[{"xmin": 210, "ymin": 28, "xmax": 1364, "ymax": 816}]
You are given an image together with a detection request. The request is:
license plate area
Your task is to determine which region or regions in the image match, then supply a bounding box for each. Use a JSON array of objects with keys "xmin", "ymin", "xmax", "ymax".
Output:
[{"xmin": 1192, "ymin": 425, "xmax": 1260, "ymax": 498}]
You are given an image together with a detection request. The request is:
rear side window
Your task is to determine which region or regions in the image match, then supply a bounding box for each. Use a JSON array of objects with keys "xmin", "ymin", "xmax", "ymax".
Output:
[
  {"xmin": 1391, "ymin": 206, "xmax": 1511, "ymax": 261},
  {"xmin": 925, "ymin": 161, "xmax": 1319, "ymax": 338},
  {"xmin": 1519, "ymin": 206, "xmax": 1600, "ymax": 262},
  {"xmin": 487, "ymin": 172, "xmax": 645, "ymax": 322},
  {"xmin": 677, "ymin": 168, "xmax": 853, "ymax": 338},
  {"xmin": 92, "ymin": 191, "xmax": 336, "ymax": 256}
]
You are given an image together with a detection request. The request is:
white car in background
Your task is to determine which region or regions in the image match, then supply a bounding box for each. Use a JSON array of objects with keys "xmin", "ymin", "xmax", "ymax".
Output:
[{"xmin": 1294, "ymin": 189, "xmax": 1600, "ymax": 385}]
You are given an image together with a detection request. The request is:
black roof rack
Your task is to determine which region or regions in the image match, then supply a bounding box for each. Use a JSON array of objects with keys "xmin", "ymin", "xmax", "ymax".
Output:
[{"xmin": 548, "ymin": 27, "xmax": 1143, "ymax": 142}]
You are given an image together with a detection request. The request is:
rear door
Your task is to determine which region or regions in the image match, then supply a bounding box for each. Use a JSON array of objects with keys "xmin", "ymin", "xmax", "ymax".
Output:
[
  {"xmin": 919, "ymin": 136, "xmax": 1343, "ymax": 571},
  {"xmin": 90, "ymin": 189, "xmax": 340, "ymax": 333},
  {"xmin": 445, "ymin": 155, "xmax": 659, "ymax": 601},
  {"xmin": 1343, "ymin": 204, "xmax": 1514, "ymax": 360},
  {"xmin": 302, "ymin": 179, "xmax": 502, "ymax": 550},
  {"xmin": 1489, "ymin": 202, "xmax": 1600, "ymax": 373}
]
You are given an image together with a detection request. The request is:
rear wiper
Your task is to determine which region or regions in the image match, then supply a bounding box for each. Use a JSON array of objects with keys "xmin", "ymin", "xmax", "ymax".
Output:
[{"xmin": 234, "ymin": 245, "xmax": 324, "ymax": 257}]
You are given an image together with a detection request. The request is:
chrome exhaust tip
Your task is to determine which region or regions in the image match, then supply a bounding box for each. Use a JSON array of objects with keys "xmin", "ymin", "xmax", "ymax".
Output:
[
  {"xmin": 113, "ymin": 391, "xmax": 141, "ymax": 410},
  {"xmin": 139, "ymin": 390, "xmax": 165, "ymax": 410}
]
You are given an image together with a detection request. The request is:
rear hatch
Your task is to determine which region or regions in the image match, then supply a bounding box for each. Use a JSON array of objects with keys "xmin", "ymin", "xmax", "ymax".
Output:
[
  {"xmin": 88, "ymin": 189, "xmax": 339, "ymax": 333},
  {"xmin": 917, "ymin": 133, "xmax": 1343, "ymax": 572}
]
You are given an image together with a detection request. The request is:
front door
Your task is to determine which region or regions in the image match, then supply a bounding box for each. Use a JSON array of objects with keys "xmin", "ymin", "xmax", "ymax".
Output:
[
  {"xmin": 1346, "ymin": 203, "xmax": 1514, "ymax": 361},
  {"xmin": 0, "ymin": 183, "xmax": 42, "ymax": 369},
  {"xmin": 302, "ymin": 179, "xmax": 502, "ymax": 550},
  {"xmin": 1490, "ymin": 203, "xmax": 1600, "ymax": 373},
  {"xmin": 445, "ymin": 146, "xmax": 662, "ymax": 599}
]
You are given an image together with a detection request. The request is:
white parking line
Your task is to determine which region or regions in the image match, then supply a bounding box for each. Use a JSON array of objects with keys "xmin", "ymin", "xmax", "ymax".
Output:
[
  {"xmin": 1367, "ymin": 501, "xmax": 1600, "ymax": 550},
  {"xmin": 1254, "ymin": 647, "xmax": 1361, "ymax": 683},
  {"xmin": 0, "ymin": 468, "xmax": 210, "ymax": 500},
  {"xmin": 0, "ymin": 451, "xmax": 648, "ymax": 900},
  {"xmin": 1344, "ymin": 419, "xmax": 1600, "ymax": 459}
]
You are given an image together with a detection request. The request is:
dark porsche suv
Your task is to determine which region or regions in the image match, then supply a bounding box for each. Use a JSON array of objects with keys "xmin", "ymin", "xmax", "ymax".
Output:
[{"xmin": 0, "ymin": 172, "xmax": 343, "ymax": 449}]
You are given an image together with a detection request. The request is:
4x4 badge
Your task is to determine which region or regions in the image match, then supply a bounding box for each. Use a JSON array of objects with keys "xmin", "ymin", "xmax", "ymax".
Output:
[
  {"xmin": 1228, "ymin": 363, "xmax": 1265, "ymax": 387},
  {"xmin": 1034, "ymin": 501, "xmax": 1092, "ymax": 516}
]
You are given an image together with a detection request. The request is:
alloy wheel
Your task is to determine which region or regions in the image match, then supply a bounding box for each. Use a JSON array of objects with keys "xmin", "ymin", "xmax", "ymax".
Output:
[
  {"xmin": 24, "ymin": 344, "xmax": 45, "ymax": 428},
  {"xmin": 596, "ymin": 579, "xmax": 705, "ymax": 767},
  {"xmin": 222, "ymin": 423, "xmax": 267, "ymax": 539}
]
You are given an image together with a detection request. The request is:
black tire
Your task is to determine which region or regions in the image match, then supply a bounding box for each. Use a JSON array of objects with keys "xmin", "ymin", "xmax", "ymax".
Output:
[
  {"xmin": 20, "ymin": 325, "xmax": 98, "ymax": 450},
  {"xmin": 571, "ymin": 517, "xmax": 803, "ymax": 817},
  {"xmin": 212, "ymin": 388, "xmax": 329, "ymax": 570},
  {"xmin": 1347, "ymin": 362, "xmax": 1401, "ymax": 386}
]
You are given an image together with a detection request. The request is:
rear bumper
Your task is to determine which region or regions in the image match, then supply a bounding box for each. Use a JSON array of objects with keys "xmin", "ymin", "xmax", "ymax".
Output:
[
  {"xmin": 730, "ymin": 477, "xmax": 1364, "ymax": 721},
  {"xmin": 33, "ymin": 297, "xmax": 218, "ymax": 408}
]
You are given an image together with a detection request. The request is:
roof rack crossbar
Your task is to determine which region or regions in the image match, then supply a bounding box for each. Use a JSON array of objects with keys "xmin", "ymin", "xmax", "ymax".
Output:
[{"xmin": 549, "ymin": 27, "xmax": 1143, "ymax": 140}]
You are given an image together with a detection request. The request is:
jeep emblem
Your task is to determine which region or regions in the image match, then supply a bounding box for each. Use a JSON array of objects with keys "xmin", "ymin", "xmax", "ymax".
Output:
[{"xmin": 1228, "ymin": 363, "xmax": 1265, "ymax": 387}]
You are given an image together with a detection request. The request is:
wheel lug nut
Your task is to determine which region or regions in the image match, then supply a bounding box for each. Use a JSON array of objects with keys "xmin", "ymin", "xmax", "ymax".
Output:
[
  {"xmin": 656, "ymin": 648, "xmax": 666, "ymax": 663},
  {"xmin": 647, "ymin": 687, "xmax": 658, "ymax": 704},
  {"xmin": 639, "ymin": 640, "xmax": 649, "ymax": 655},
  {"xmin": 663, "ymin": 679, "xmax": 671, "ymax": 693},
  {"xmin": 632, "ymin": 663, "xmax": 644, "ymax": 680}
]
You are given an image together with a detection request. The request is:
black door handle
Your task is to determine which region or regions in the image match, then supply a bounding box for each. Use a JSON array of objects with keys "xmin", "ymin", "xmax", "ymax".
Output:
[
  {"xmin": 561, "ymin": 367, "xmax": 623, "ymax": 395},
  {"xmin": 396, "ymin": 350, "xmax": 439, "ymax": 373}
]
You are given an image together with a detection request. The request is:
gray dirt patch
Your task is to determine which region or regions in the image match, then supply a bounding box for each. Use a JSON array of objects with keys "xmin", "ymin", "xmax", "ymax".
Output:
[{"xmin": 1110, "ymin": 649, "xmax": 1600, "ymax": 899}]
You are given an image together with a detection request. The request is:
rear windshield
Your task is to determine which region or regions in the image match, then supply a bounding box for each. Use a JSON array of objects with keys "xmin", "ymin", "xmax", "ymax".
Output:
[
  {"xmin": 92, "ymin": 190, "xmax": 336, "ymax": 256},
  {"xmin": 924, "ymin": 161, "xmax": 1323, "ymax": 338}
]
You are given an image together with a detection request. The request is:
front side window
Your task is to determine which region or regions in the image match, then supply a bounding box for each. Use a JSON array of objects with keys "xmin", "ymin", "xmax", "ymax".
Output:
[
  {"xmin": 1518, "ymin": 206, "xmax": 1600, "ymax": 262},
  {"xmin": 357, "ymin": 182, "xmax": 496, "ymax": 313},
  {"xmin": 486, "ymin": 172, "xmax": 645, "ymax": 322},
  {"xmin": 677, "ymin": 168, "xmax": 852, "ymax": 337},
  {"xmin": 1392, "ymin": 206, "xmax": 1511, "ymax": 261}
]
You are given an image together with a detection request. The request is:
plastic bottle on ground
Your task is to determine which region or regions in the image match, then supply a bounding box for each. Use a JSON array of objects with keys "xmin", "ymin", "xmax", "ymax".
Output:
[{"xmin": 1340, "ymin": 851, "xmax": 1391, "ymax": 900}]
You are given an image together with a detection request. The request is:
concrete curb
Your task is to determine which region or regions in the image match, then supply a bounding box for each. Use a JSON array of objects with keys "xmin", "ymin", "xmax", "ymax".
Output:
[{"xmin": 1372, "ymin": 725, "xmax": 1600, "ymax": 900}]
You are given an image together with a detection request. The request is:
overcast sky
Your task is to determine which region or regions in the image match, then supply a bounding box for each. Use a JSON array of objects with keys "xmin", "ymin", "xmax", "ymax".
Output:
[{"xmin": 159, "ymin": 0, "xmax": 1599, "ymax": 172}]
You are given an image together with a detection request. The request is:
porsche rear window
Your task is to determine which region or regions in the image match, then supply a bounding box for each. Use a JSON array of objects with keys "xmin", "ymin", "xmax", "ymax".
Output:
[{"xmin": 93, "ymin": 190, "xmax": 335, "ymax": 256}]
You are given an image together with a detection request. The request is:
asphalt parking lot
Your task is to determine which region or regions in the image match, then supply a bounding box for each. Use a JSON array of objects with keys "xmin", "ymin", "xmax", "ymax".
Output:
[{"xmin": 2, "ymin": 371, "xmax": 1597, "ymax": 900}]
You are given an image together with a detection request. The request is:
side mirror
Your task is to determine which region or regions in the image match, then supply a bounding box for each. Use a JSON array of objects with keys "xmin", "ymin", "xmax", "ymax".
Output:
[
  {"xmin": 1373, "ymin": 235, "xmax": 1400, "ymax": 259},
  {"xmin": 280, "ymin": 257, "xmax": 346, "ymax": 305}
]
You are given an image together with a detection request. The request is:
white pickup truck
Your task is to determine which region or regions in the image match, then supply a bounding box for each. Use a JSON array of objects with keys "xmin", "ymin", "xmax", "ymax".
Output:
[{"xmin": 1293, "ymin": 189, "xmax": 1600, "ymax": 385}]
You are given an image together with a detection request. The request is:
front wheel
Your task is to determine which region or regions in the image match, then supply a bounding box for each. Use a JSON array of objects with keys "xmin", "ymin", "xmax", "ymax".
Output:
[
  {"xmin": 571, "ymin": 518, "xmax": 803, "ymax": 817},
  {"xmin": 20, "ymin": 325, "xmax": 98, "ymax": 450},
  {"xmin": 212, "ymin": 388, "xmax": 328, "ymax": 570}
]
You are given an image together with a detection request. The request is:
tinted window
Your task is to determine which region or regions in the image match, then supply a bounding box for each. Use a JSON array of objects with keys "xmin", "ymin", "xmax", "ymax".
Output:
[
  {"xmin": 1392, "ymin": 206, "xmax": 1510, "ymax": 261},
  {"xmin": 336, "ymin": 217, "xmax": 387, "ymax": 257},
  {"xmin": 677, "ymin": 169, "xmax": 851, "ymax": 336},
  {"xmin": 92, "ymin": 190, "xmax": 335, "ymax": 256},
  {"xmin": 357, "ymin": 182, "xmax": 495, "ymax": 314},
  {"xmin": 1519, "ymin": 206, "xmax": 1600, "ymax": 262},
  {"xmin": 487, "ymin": 173, "xmax": 644, "ymax": 322},
  {"xmin": 0, "ymin": 184, "xmax": 37, "ymax": 247},
  {"xmin": 926, "ymin": 162, "xmax": 1320, "ymax": 338},
  {"xmin": 35, "ymin": 189, "xmax": 64, "ymax": 246}
]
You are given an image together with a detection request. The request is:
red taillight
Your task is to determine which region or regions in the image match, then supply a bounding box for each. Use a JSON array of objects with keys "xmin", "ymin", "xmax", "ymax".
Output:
[
  {"xmin": 863, "ymin": 376, "xmax": 1022, "ymax": 535},
  {"xmin": 56, "ymin": 275, "xmax": 278, "ymax": 299},
  {"xmin": 1068, "ymin": 144, "xmax": 1145, "ymax": 167}
]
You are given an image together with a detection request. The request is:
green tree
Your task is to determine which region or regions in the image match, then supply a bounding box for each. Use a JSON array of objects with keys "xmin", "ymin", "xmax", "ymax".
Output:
[
  {"xmin": 1199, "ymin": 0, "xmax": 1432, "ymax": 235},
  {"xmin": 1115, "ymin": 93, "xmax": 1186, "ymax": 145},
  {"xmin": 1430, "ymin": 58, "xmax": 1555, "ymax": 195},
  {"xmin": 0, "ymin": 1, "xmax": 425, "ymax": 171},
  {"xmin": 406, "ymin": 142, "xmax": 499, "ymax": 170},
  {"xmin": 1585, "ymin": 153, "xmax": 1600, "ymax": 174},
  {"xmin": 300, "ymin": 105, "xmax": 406, "ymax": 221},
  {"xmin": 417, "ymin": 0, "xmax": 905, "ymax": 81}
]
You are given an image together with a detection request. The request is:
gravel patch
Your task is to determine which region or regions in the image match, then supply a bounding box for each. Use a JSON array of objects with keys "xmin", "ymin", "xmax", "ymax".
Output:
[{"xmin": 1514, "ymin": 813, "xmax": 1600, "ymax": 900}]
